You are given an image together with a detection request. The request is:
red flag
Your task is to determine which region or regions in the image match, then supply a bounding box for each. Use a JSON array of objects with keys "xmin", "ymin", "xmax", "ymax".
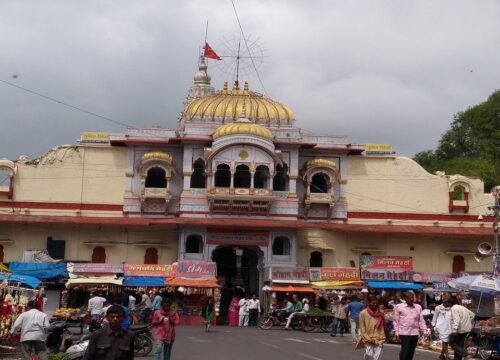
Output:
[{"xmin": 204, "ymin": 42, "xmax": 221, "ymax": 60}]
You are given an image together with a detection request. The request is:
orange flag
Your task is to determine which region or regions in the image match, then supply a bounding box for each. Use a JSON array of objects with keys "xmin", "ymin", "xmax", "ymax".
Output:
[{"xmin": 204, "ymin": 42, "xmax": 221, "ymax": 60}]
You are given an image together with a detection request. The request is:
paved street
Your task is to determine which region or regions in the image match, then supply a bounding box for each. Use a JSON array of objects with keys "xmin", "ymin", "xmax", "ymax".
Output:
[{"xmin": 157, "ymin": 326, "xmax": 439, "ymax": 360}]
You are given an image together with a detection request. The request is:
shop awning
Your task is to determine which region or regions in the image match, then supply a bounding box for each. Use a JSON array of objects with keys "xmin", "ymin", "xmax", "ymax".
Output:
[
  {"xmin": 165, "ymin": 278, "xmax": 218, "ymax": 288},
  {"xmin": 272, "ymin": 285, "xmax": 315, "ymax": 293},
  {"xmin": 311, "ymin": 281, "xmax": 364, "ymax": 288},
  {"xmin": 123, "ymin": 276, "xmax": 166, "ymax": 287},
  {"xmin": 9, "ymin": 262, "xmax": 68, "ymax": 279},
  {"xmin": 66, "ymin": 276, "xmax": 123, "ymax": 288},
  {"xmin": 367, "ymin": 281, "xmax": 423, "ymax": 290},
  {"xmin": 0, "ymin": 273, "xmax": 40, "ymax": 288}
]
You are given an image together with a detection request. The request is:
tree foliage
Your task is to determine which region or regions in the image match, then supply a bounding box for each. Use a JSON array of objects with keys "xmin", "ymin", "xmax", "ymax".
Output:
[{"xmin": 414, "ymin": 90, "xmax": 500, "ymax": 191}]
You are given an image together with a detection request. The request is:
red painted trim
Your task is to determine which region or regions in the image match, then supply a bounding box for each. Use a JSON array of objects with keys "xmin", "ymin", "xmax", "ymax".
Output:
[
  {"xmin": 0, "ymin": 201, "xmax": 122, "ymax": 211},
  {"xmin": 348, "ymin": 211, "xmax": 485, "ymax": 222}
]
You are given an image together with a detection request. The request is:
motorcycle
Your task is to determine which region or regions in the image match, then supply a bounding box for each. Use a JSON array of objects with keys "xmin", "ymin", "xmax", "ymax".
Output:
[
  {"xmin": 259, "ymin": 310, "xmax": 305, "ymax": 330},
  {"xmin": 46, "ymin": 321, "xmax": 73, "ymax": 353},
  {"xmin": 64, "ymin": 324, "xmax": 153, "ymax": 359}
]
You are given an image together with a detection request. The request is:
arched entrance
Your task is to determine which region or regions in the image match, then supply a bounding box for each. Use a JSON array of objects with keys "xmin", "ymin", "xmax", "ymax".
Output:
[{"xmin": 212, "ymin": 245, "xmax": 261, "ymax": 322}]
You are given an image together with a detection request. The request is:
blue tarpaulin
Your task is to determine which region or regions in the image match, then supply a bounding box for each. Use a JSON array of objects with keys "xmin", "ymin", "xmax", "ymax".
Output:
[
  {"xmin": 0, "ymin": 273, "xmax": 40, "ymax": 288},
  {"xmin": 123, "ymin": 276, "xmax": 165, "ymax": 287},
  {"xmin": 9, "ymin": 262, "xmax": 68, "ymax": 280},
  {"xmin": 367, "ymin": 281, "xmax": 423, "ymax": 290}
]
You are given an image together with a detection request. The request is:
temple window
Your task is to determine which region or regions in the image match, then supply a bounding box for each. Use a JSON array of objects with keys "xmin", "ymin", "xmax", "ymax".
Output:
[
  {"xmin": 214, "ymin": 164, "xmax": 231, "ymax": 187},
  {"xmin": 234, "ymin": 164, "xmax": 251, "ymax": 188},
  {"xmin": 273, "ymin": 164, "xmax": 289, "ymax": 191},
  {"xmin": 186, "ymin": 234, "xmax": 203, "ymax": 254},
  {"xmin": 0, "ymin": 169, "xmax": 11, "ymax": 188},
  {"xmin": 144, "ymin": 247, "xmax": 159, "ymax": 264},
  {"xmin": 310, "ymin": 251, "xmax": 323, "ymax": 267},
  {"xmin": 272, "ymin": 236, "xmax": 291, "ymax": 256},
  {"xmin": 452, "ymin": 255, "xmax": 465, "ymax": 273},
  {"xmin": 452, "ymin": 186, "xmax": 465, "ymax": 200},
  {"xmin": 190, "ymin": 158, "xmax": 206, "ymax": 188},
  {"xmin": 310, "ymin": 173, "xmax": 329, "ymax": 193},
  {"xmin": 145, "ymin": 167, "xmax": 167, "ymax": 188},
  {"xmin": 91, "ymin": 247, "xmax": 106, "ymax": 263},
  {"xmin": 254, "ymin": 165, "xmax": 269, "ymax": 189}
]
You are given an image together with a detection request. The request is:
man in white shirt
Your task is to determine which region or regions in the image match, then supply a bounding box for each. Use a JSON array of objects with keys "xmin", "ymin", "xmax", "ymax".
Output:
[
  {"xmin": 10, "ymin": 300, "xmax": 50, "ymax": 360},
  {"xmin": 137, "ymin": 290, "xmax": 153, "ymax": 323},
  {"xmin": 238, "ymin": 295, "xmax": 249, "ymax": 327},
  {"xmin": 449, "ymin": 297, "xmax": 475, "ymax": 360},
  {"xmin": 88, "ymin": 292, "xmax": 106, "ymax": 331},
  {"xmin": 247, "ymin": 294, "xmax": 261, "ymax": 327}
]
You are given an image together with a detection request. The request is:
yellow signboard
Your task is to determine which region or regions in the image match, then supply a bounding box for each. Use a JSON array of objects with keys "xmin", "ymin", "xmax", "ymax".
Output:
[
  {"xmin": 365, "ymin": 143, "xmax": 392, "ymax": 155},
  {"xmin": 80, "ymin": 132, "xmax": 110, "ymax": 144}
]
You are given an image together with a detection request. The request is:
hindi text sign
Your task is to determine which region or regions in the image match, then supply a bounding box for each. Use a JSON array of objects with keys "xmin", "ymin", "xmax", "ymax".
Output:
[
  {"xmin": 124, "ymin": 264, "xmax": 175, "ymax": 277},
  {"xmin": 176, "ymin": 260, "xmax": 217, "ymax": 279},
  {"xmin": 309, "ymin": 267, "xmax": 360, "ymax": 282},
  {"xmin": 360, "ymin": 256, "xmax": 413, "ymax": 270}
]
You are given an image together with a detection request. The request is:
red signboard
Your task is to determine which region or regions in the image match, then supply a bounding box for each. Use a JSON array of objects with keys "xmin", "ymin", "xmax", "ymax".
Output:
[
  {"xmin": 72, "ymin": 263, "xmax": 124, "ymax": 274},
  {"xmin": 360, "ymin": 256, "xmax": 413, "ymax": 270},
  {"xmin": 309, "ymin": 267, "xmax": 360, "ymax": 282},
  {"xmin": 361, "ymin": 268, "xmax": 410, "ymax": 281},
  {"xmin": 124, "ymin": 264, "xmax": 175, "ymax": 277},
  {"xmin": 176, "ymin": 260, "xmax": 217, "ymax": 279},
  {"xmin": 207, "ymin": 229, "xmax": 269, "ymax": 246}
]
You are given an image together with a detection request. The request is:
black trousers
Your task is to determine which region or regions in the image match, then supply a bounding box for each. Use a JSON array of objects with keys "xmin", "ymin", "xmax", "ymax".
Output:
[
  {"xmin": 449, "ymin": 332, "xmax": 468, "ymax": 360},
  {"xmin": 248, "ymin": 309, "xmax": 259, "ymax": 326},
  {"xmin": 399, "ymin": 335, "xmax": 419, "ymax": 360}
]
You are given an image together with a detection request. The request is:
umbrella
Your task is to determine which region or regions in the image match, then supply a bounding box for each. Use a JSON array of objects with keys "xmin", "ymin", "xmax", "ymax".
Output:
[{"xmin": 448, "ymin": 274, "xmax": 500, "ymax": 296}]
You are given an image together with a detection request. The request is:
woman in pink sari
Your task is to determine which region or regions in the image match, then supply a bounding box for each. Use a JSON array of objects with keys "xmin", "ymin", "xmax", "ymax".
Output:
[{"xmin": 228, "ymin": 297, "xmax": 239, "ymax": 326}]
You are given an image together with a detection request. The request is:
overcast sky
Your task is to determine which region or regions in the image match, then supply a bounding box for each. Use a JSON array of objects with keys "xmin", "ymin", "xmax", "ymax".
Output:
[{"xmin": 1, "ymin": 0, "xmax": 500, "ymax": 160}]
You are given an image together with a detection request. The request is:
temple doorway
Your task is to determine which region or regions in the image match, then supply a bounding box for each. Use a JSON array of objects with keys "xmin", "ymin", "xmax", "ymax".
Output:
[{"xmin": 212, "ymin": 245, "xmax": 260, "ymax": 323}]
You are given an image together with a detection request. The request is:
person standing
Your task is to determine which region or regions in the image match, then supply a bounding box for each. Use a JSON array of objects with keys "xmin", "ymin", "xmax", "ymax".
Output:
[
  {"xmin": 331, "ymin": 298, "xmax": 348, "ymax": 337},
  {"xmin": 83, "ymin": 305, "xmax": 134, "ymax": 360},
  {"xmin": 151, "ymin": 298, "xmax": 179, "ymax": 360},
  {"xmin": 238, "ymin": 295, "xmax": 249, "ymax": 327},
  {"xmin": 152, "ymin": 291, "xmax": 163, "ymax": 311},
  {"xmin": 88, "ymin": 292, "xmax": 107, "ymax": 332},
  {"xmin": 393, "ymin": 292, "xmax": 428, "ymax": 360},
  {"xmin": 137, "ymin": 290, "xmax": 153, "ymax": 323},
  {"xmin": 449, "ymin": 297, "xmax": 475, "ymax": 360},
  {"xmin": 228, "ymin": 296, "xmax": 240, "ymax": 327},
  {"xmin": 346, "ymin": 295, "xmax": 365, "ymax": 343},
  {"xmin": 247, "ymin": 294, "xmax": 260, "ymax": 327},
  {"xmin": 359, "ymin": 296, "xmax": 386, "ymax": 360},
  {"xmin": 202, "ymin": 297, "xmax": 215, "ymax": 332},
  {"xmin": 432, "ymin": 298, "xmax": 453, "ymax": 360},
  {"xmin": 10, "ymin": 300, "xmax": 50, "ymax": 360}
]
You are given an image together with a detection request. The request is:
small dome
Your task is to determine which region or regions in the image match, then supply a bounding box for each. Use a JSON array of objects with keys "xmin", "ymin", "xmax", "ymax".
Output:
[
  {"xmin": 185, "ymin": 81, "xmax": 294, "ymax": 125},
  {"xmin": 212, "ymin": 117, "xmax": 274, "ymax": 141},
  {"xmin": 141, "ymin": 151, "xmax": 172, "ymax": 163}
]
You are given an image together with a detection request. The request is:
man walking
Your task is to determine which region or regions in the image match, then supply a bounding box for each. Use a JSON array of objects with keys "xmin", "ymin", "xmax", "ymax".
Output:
[
  {"xmin": 10, "ymin": 300, "xmax": 50, "ymax": 360},
  {"xmin": 346, "ymin": 295, "xmax": 365, "ymax": 342},
  {"xmin": 238, "ymin": 294, "xmax": 249, "ymax": 327},
  {"xmin": 393, "ymin": 292, "xmax": 428, "ymax": 360},
  {"xmin": 88, "ymin": 292, "xmax": 106, "ymax": 331},
  {"xmin": 449, "ymin": 297, "xmax": 475, "ymax": 360},
  {"xmin": 151, "ymin": 298, "xmax": 179, "ymax": 360},
  {"xmin": 359, "ymin": 296, "xmax": 386, "ymax": 360},
  {"xmin": 247, "ymin": 294, "xmax": 260, "ymax": 327},
  {"xmin": 83, "ymin": 305, "xmax": 134, "ymax": 360},
  {"xmin": 331, "ymin": 298, "xmax": 348, "ymax": 337}
]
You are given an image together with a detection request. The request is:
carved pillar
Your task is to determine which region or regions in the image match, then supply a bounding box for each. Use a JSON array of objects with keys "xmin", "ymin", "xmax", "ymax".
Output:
[
  {"xmin": 233, "ymin": 247, "xmax": 245, "ymax": 286},
  {"xmin": 230, "ymin": 165, "xmax": 235, "ymax": 189},
  {"xmin": 250, "ymin": 171, "xmax": 255, "ymax": 189}
]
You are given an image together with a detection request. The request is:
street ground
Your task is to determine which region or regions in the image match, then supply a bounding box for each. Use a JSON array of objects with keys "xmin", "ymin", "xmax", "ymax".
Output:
[{"xmin": 162, "ymin": 326, "xmax": 440, "ymax": 360}]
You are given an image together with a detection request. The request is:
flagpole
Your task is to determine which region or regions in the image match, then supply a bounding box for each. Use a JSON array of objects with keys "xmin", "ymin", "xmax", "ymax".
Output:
[{"xmin": 204, "ymin": 20, "xmax": 209, "ymax": 70}]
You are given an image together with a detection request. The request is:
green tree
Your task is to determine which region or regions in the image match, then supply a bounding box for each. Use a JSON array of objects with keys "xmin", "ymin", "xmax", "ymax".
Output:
[{"xmin": 414, "ymin": 90, "xmax": 500, "ymax": 191}]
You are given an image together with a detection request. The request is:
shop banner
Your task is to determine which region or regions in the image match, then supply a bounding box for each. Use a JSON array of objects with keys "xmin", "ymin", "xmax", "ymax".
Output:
[
  {"xmin": 309, "ymin": 267, "xmax": 360, "ymax": 282},
  {"xmin": 176, "ymin": 260, "xmax": 217, "ymax": 279},
  {"xmin": 124, "ymin": 264, "xmax": 175, "ymax": 277},
  {"xmin": 72, "ymin": 263, "xmax": 124, "ymax": 274},
  {"xmin": 361, "ymin": 268, "xmax": 410, "ymax": 281},
  {"xmin": 412, "ymin": 272, "xmax": 460, "ymax": 283},
  {"xmin": 268, "ymin": 267, "xmax": 309, "ymax": 282},
  {"xmin": 360, "ymin": 256, "xmax": 413, "ymax": 270},
  {"xmin": 207, "ymin": 229, "xmax": 269, "ymax": 246}
]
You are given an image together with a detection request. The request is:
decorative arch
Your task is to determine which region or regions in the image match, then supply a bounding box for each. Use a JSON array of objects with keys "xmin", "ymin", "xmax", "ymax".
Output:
[
  {"xmin": 186, "ymin": 234, "xmax": 203, "ymax": 254},
  {"xmin": 254, "ymin": 165, "xmax": 270, "ymax": 189},
  {"xmin": 272, "ymin": 236, "xmax": 291, "ymax": 256},
  {"xmin": 448, "ymin": 177, "xmax": 471, "ymax": 213},
  {"xmin": 310, "ymin": 251, "xmax": 323, "ymax": 267},
  {"xmin": 273, "ymin": 163, "xmax": 289, "ymax": 191},
  {"xmin": 234, "ymin": 164, "xmax": 251, "ymax": 188},
  {"xmin": 91, "ymin": 247, "xmax": 106, "ymax": 263},
  {"xmin": 139, "ymin": 151, "xmax": 174, "ymax": 213},
  {"xmin": 144, "ymin": 247, "xmax": 158, "ymax": 264},
  {"xmin": 145, "ymin": 167, "xmax": 167, "ymax": 188},
  {"xmin": 310, "ymin": 173, "xmax": 329, "ymax": 193},
  {"xmin": 302, "ymin": 158, "xmax": 338, "ymax": 219},
  {"xmin": 190, "ymin": 158, "xmax": 206, "ymax": 189},
  {"xmin": 214, "ymin": 163, "xmax": 231, "ymax": 187}
]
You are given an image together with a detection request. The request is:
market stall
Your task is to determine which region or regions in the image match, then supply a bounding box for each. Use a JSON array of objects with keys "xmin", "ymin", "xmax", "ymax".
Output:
[
  {"xmin": 263, "ymin": 267, "xmax": 315, "ymax": 311},
  {"xmin": 165, "ymin": 260, "xmax": 219, "ymax": 326}
]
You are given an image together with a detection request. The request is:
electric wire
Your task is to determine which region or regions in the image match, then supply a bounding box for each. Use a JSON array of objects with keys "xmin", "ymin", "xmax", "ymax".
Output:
[{"xmin": 0, "ymin": 78, "xmax": 130, "ymax": 127}]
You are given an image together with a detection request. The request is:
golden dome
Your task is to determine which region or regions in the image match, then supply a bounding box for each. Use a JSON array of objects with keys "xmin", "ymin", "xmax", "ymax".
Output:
[
  {"xmin": 185, "ymin": 81, "xmax": 294, "ymax": 124},
  {"xmin": 212, "ymin": 118, "xmax": 274, "ymax": 141},
  {"xmin": 307, "ymin": 157, "xmax": 336, "ymax": 169},
  {"xmin": 141, "ymin": 151, "xmax": 172, "ymax": 163}
]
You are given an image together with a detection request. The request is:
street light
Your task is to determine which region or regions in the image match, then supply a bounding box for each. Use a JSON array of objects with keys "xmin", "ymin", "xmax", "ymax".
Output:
[{"xmin": 474, "ymin": 186, "xmax": 500, "ymax": 277}]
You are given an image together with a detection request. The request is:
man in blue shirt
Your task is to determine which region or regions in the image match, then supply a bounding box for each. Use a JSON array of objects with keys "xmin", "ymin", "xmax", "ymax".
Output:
[{"xmin": 346, "ymin": 295, "xmax": 365, "ymax": 343}]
